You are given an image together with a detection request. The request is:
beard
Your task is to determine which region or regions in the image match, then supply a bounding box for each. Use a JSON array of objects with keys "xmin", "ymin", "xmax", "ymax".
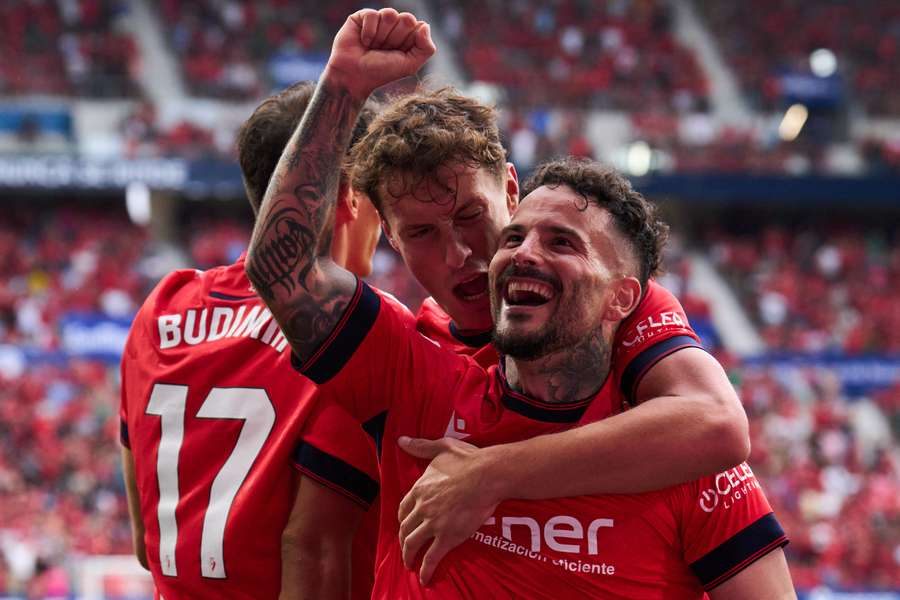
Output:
[{"xmin": 491, "ymin": 271, "xmax": 590, "ymax": 361}]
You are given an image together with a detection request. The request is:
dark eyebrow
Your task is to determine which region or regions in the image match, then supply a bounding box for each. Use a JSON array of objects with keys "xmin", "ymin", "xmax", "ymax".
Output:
[
  {"xmin": 545, "ymin": 225, "xmax": 581, "ymax": 238},
  {"xmin": 500, "ymin": 223, "xmax": 525, "ymax": 237}
]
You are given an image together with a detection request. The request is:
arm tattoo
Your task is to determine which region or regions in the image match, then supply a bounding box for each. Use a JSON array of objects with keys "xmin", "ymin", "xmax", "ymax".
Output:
[{"xmin": 245, "ymin": 80, "xmax": 363, "ymax": 360}]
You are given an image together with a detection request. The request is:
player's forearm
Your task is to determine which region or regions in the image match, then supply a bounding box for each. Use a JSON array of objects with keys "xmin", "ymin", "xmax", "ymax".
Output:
[
  {"xmin": 121, "ymin": 448, "xmax": 149, "ymax": 570},
  {"xmin": 245, "ymin": 72, "xmax": 364, "ymax": 359},
  {"xmin": 483, "ymin": 394, "xmax": 749, "ymax": 500},
  {"xmin": 280, "ymin": 533, "xmax": 351, "ymax": 600}
]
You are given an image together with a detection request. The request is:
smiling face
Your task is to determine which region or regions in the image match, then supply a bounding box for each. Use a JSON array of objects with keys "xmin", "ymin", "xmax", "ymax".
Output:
[
  {"xmin": 489, "ymin": 184, "xmax": 640, "ymax": 360},
  {"xmin": 380, "ymin": 162, "xmax": 517, "ymax": 331}
]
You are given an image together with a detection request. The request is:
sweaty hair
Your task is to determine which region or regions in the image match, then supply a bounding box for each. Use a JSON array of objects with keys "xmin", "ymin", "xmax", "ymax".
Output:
[
  {"xmin": 236, "ymin": 81, "xmax": 378, "ymax": 215},
  {"xmin": 521, "ymin": 157, "xmax": 668, "ymax": 286},
  {"xmin": 350, "ymin": 87, "xmax": 507, "ymax": 214}
]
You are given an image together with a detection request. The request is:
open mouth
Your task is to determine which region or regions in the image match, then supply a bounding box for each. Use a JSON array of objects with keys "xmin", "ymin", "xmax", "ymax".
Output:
[
  {"xmin": 453, "ymin": 273, "xmax": 489, "ymax": 301},
  {"xmin": 502, "ymin": 278, "xmax": 557, "ymax": 307}
]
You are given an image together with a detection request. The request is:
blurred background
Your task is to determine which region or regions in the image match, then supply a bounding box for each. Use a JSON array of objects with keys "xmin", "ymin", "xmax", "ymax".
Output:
[{"xmin": 0, "ymin": 0, "xmax": 898, "ymax": 598}]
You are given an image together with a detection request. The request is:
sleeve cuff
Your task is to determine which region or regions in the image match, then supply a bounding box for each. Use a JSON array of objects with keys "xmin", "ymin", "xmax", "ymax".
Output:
[
  {"xmin": 619, "ymin": 334, "xmax": 703, "ymax": 405},
  {"xmin": 690, "ymin": 512, "xmax": 789, "ymax": 590},
  {"xmin": 292, "ymin": 442, "xmax": 379, "ymax": 509},
  {"xmin": 120, "ymin": 418, "xmax": 130, "ymax": 448},
  {"xmin": 290, "ymin": 280, "xmax": 381, "ymax": 385}
]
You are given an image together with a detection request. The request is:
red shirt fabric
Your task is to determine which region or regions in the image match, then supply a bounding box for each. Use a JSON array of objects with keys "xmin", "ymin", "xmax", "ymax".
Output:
[
  {"xmin": 301, "ymin": 281, "xmax": 786, "ymax": 598},
  {"xmin": 120, "ymin": 257, "xmax": 382, "ymax": 600}
]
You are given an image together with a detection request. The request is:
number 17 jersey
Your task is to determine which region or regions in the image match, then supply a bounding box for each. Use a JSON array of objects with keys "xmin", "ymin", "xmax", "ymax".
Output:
[{"xmin": 119, "ymin": 258, "xmax": 384, "ymax": 599}]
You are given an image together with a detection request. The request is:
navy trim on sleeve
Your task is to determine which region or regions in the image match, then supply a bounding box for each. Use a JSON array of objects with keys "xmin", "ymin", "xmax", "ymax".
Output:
[
  {"xmin": 120, "ymin": 419, "xmax": 130, "ymax": 448},
  {"xmin": 619, "ymin": 334, "xmax": 702, "ymax": 405},
  {"xmin": 209, "ymin": 291, "xmax": 257, "ymax": 301},
  {"xmin": 293, "ymin": 442, "xmax": 379, "ymax": 509},
  {"xmin": 362, "ymin": 410, "xmax": 388, "ymax": 460},
  {"xmin": 690, "ymin": 512, "xmax": 788, "ymax": 590},
  {"xmin": 291, "ymin": 281, "xmax": 381, "ymax": 384}
]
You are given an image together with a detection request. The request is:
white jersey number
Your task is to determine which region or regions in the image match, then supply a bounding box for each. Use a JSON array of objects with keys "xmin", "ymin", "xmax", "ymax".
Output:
[{"xmin": 146, "ymin": 384, "xmax": 275, "ymax": 579}]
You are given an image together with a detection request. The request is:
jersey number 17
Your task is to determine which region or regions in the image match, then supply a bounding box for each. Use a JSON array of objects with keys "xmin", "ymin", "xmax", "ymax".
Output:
[{"xmin": 146, "ymin": 383, "xmax": 275, "ymax": 579}]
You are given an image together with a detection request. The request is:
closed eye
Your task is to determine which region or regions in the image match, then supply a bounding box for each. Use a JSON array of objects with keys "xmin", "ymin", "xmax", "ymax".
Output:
[
  {"xmin": 406, "ymin": 227, "xmax": 433, "ymax": 240},
  {"xmin": 456, "ymin": 207, "xmax": 483, "ymax": 223}
]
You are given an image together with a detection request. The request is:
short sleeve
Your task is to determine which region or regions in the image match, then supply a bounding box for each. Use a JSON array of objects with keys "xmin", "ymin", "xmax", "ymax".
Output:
[
  {"xmin": 291, "ymin": 281, "xmax": 476, "ymax": 427},
  {"xmin": 293, "ymin": 399, "xmax": 380, "ymax": 509},
  {"xmin": 678, "ymin": 463, "xmax": 788, "ymax": 590},
  {"xmin": 613, "ymin": 281, "xmax": 702, "ymax": 404}
]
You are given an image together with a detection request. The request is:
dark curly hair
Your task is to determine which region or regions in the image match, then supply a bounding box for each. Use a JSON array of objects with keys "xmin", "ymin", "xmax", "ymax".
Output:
[
  {"xmin": 236, "ymin": 81, "xmax": 378, "ymax": 215},
  {"xmin": 350, "ymin": 87, "xmax": 506, "ymax": 213},
  {"xmin": 521, "ymin": 157, "xmax": 668, "ymax": 287}
]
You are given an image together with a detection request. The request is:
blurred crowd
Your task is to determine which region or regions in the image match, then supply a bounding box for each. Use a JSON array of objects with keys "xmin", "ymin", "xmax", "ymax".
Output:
[
  {"xmin": 0, "ymin": 206, "xmax": 898, "ymax": 593},
  {"xmin": 708, "ymin": 225, "xmax": 900, "ymax": 354},
  {"xmin": 699, "ymin": 0, "xmax": 900, "ymax": 116},
  {"xmin": 156, "ymin": 0, "xmax": 377, "ymax": 99},
  {"xmin": 0, "ymin": 0, "xmax": 138, "ymax": 97},
  {"xmin": 434, "ymin": 0, "xmax": 708, "ymax": 112}
]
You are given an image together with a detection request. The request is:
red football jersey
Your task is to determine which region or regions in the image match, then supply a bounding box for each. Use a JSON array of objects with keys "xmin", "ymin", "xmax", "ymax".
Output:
[
  {"xmin": 612, "ymin": 279, "xmax": 702, "ymax": 405},
  {"xmin": 120, "ymin": 257, "xmax": 383, "ymax": 599},
  {"xmin": 300, "ymin": 282, "xmax": 786, "ymax": 598}
]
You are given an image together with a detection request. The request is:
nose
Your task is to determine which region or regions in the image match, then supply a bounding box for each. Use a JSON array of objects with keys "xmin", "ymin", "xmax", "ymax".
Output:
[
  {"xmin": 511, "ymin": 232, "xmax": 540, "ymax": 267},
  {"xmin": 444, "ymin": 229, "xmax": 472, "ymax": 269}
]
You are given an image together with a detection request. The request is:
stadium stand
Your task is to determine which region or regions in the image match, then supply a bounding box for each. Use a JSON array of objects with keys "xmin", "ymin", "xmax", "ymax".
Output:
[
  {"xmin": 433, "ymin": 0, "xmax": 709, "ymax": 111},
  {"xmin": 1, "ymin": 1, "xmax": 899, "ymax": 597},
  {"xmin": 697, "ymin": 0, "xmax": 900, "ymax": 116},
  {"xmin": 707, "ymin": 225, "xmax": 900, "ymax": 353},
  {"xmin": 156, "ymin": 0, "xmax": 381, "ymax": 99},
  {"xmin": 0, "ymin": 0, "xmax": 139, "ymax": 98}
]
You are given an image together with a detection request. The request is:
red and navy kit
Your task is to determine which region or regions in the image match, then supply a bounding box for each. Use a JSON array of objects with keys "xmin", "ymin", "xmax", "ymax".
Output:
[
  {"xmin": 612, "ymin": 279, "xmax": 703, "ymax": 405},
  {"xmin": 300, "ymin": 281, "xmax": 787, "ymax": 598},
  {"xmin": 119, "ymin": 256, "xmax": 383, "ymax": 600}
]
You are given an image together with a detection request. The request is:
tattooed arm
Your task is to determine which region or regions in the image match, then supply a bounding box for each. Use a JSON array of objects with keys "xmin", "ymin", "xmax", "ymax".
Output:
[{"xmin": 246, "ymin": 8, "xmax": 435, "ymax": 360}]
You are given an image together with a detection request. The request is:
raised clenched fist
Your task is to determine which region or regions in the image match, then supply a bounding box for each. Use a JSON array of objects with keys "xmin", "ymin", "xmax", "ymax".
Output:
[{"xmin": 325, "ymin": 8, "xmax": 436, "ymax": 100}]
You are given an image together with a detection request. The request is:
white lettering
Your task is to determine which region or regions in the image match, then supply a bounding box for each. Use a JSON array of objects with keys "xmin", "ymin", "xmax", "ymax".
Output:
[
  {"xmin": 260, "ymin": 319, "xmax": 281, "ymax": 344},
  {"xmin": 184, "ymin": 309, "xmax": 208, "ymax": 345},
  {"xmin": 158, "ymin": 314, "xmax": 182, "ymax": 349},
  {"xmin": 502, "ymin": 517, "xmax": 541, "ymax": 553},
  {"xmin": 225, "ymin": 306, "xmax": 247, "ymax": 337},
  {"xmin": 716, "ymin": 472, "xmax": 731, "ymax": 495},
  {"xmin": 586, "ymin": 518, "xmax": 614, "ymax": 555},
  {"xmin": 544, "ymin": 516, "xmax": 582, "ymax": 554},
  {"xmin": 206, "ymin": 307, "xmax": 234, "ymax": 342}
]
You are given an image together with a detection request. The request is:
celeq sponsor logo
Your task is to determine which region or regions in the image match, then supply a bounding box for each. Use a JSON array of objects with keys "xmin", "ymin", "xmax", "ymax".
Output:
[
  {"xmin": 698, "ymin": 463, "xmax": 761, "ymax": 513},
  {"xmin": 621, "ymin": 312, "xmax": 685, "ymax": 347}
]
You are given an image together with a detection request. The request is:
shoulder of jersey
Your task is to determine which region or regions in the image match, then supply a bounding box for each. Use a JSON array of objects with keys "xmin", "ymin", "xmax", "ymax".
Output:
[{"xmin": 369, "ymin": 284, "xmax": 416, "ymax": 323}]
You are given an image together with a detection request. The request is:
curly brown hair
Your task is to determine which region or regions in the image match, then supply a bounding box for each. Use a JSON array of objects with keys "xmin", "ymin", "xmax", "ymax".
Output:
[
  {"xmin": 236, "ymin": 81, "xmax": 378, "ymax": 215},
  {"xmin": 350, "ymin": 87, "xmax": 507, "ymax": 214},
  {"xmin": 522, "ymin": 157, "xmax": 669, "ymax": 286}
]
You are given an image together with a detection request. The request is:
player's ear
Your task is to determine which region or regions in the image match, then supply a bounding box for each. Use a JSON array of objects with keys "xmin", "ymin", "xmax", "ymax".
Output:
[
  {"xmin": 505, "ymin": 162, "xmax": 519, "ymax": 216},
  {"xmin": 335, "ymin": 179, "xmax": 357, "ymax": 225},
  {"xmin": 604, "ymin": 277, "xmax": 642, "ymax": 322},
  {"xmin": 380, "ymin": 216, "xmax": 400, "ymax": 252}
]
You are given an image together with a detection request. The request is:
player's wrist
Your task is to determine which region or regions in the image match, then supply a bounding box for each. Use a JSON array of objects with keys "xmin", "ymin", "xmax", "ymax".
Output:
[
  {"xmin": 477, "ymin": 444, "xmax": 516, "ymax": 503},
  {"xmin": 321, "ymin": 64, "xmax": 373, "ymax": 104}
]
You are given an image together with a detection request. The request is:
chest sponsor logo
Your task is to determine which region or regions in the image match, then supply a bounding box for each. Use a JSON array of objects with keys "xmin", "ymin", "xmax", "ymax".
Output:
[
  {"xmin": 471, "ymin": 514, "xmax": 617, "ymax": 576},
  {"xmin": 699, "ymin": 463, "xmax": 761, "ymax": 513},
  {"xmin": 620, "ymin": 311, "xmax": 685, "ymax": 348}
]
